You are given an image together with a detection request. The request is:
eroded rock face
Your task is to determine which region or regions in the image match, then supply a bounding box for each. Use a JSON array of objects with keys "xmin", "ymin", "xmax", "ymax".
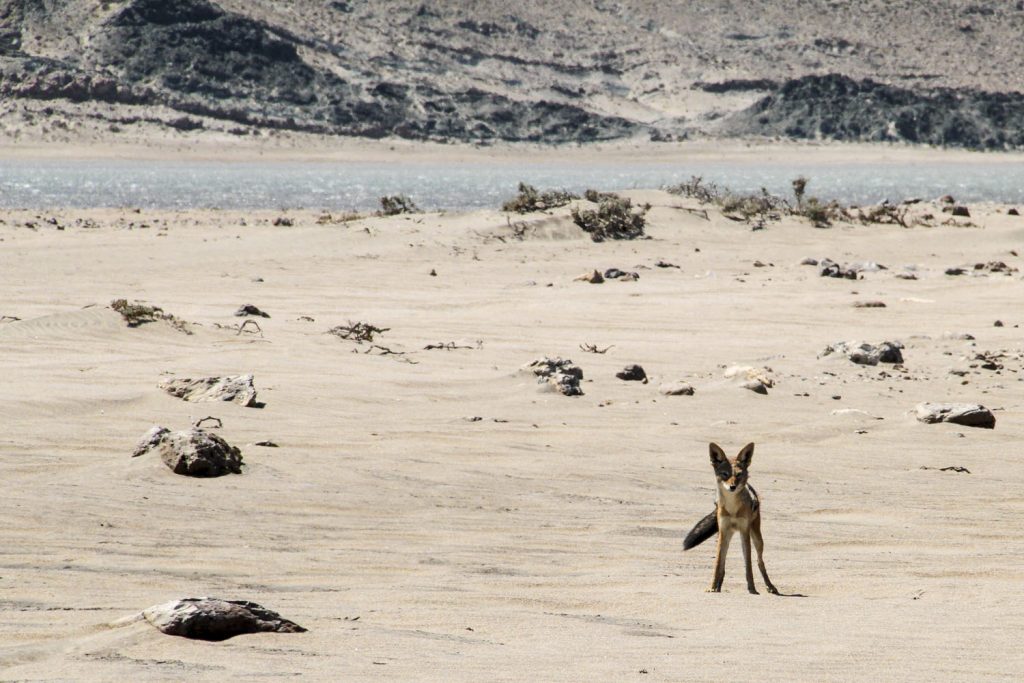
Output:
[
  {"xmin": 915, "ymin": 403, "xmax": 995, "ymax": 429},
  {"xmin": 158, "ymin": 374, "xmax": 258, "ymax": 407},
  {"xmin": 142, "ymin": 598, "xmax": 306, "ymax": 641},
  {"xmin": 522, "ymin": 357, "xmax": 584, "ymax": 396},
  {"xmin": 132, "ymin": 426, "xmax": 243, "ymax": 476},
  {"xmin": 726, "ymin": 74, "xmax": 1024, "ymax": 150}
]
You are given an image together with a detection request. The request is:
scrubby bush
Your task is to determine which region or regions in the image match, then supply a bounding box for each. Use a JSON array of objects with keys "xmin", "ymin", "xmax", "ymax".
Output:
[
  {"xmin": 571, "ymin": 195, "xmax": 650, "ymax": 242},
  {"xmin": 719, "ymin": 188, "xmax": 787, "ymax": 223},
  {"xmin": 857, "ymin": 203, "xmax": 909, "ymax": 227},
  {"xmin": 502, "ymin": 182, "xmax": 578, "ymax": 213},
  {"xmin": 791, "ymin": 176, "xmax": 808, "ymax": 208},
  {"xmin": 666, "ymin": 176, "xmax": 724, "ymax": 204},
  {"xmin": 379, "ymin": 195, "xmax": 420, "ymax": 216},
  {"xmin": 583, "ymin": 188, "xmax": 619, "ymax": 203}
]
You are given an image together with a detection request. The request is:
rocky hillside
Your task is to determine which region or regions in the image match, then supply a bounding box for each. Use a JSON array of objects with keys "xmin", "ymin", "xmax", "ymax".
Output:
[{"xmin": 2, "ymin": 0, "xmax": 1023, "ymax": 147}]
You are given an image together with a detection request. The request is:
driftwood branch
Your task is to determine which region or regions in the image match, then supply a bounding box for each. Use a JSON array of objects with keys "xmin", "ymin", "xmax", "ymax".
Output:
[{"xmin": 579, "ymin": 343, "xmax": 614, "ymax": 354}]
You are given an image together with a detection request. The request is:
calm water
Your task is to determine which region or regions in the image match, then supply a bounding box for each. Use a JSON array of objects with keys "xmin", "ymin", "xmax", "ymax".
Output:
[{"xmin": 1, "ymin": 159, "xmax": 1022, "ymax": 210}]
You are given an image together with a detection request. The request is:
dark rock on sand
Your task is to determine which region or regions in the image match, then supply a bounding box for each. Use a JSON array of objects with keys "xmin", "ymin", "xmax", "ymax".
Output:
[
  {"xmin": 235, "ymin": 304, "xmax": 270, "ymax": 318},
  {"xmin": 604, "ymin": 268, "xmax": 639, "ymax": 280},
  {"xmin": 615, "ymin": 364, "xmax": 648, "ymax": 383},
  {"xmin": 158, "ymin": 374, "xmax": 258, "ymax": 407},
  {"xmin": 818, "ymin": 258, "xmax": 858, "ymax": 279},
  {"xmin": 140, "ymin": 598, "xmax": 306, "ymax": 641},
  {"xmin": 522, "ymin": 357, "xmax": 584, "ymax": 396},
  {"xmin": 132, "ymin": 426, "xmax": 243, "ymax": 476},
  {"xmin": 915, "ymin": 402, "xmax": 995, "ymax": 429},
  {"xmin": 742, "ymin": 379, "xmax": 769, "ymax": 395}
]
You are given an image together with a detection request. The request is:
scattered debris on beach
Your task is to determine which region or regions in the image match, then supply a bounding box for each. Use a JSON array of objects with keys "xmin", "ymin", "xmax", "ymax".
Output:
[
  {"xmin": 820, "ymin": 341, "xmax": 904, "ymax": 365},
  {"xmin": 110, "ymin": 298, "xmax": 191, "ymax": 333},
  {"xmin": 328, "ymin": 321, "xmax": 390, "ymax": 342},
  {"xmin": 659, "ymin": 381, "xmax": 695, "ymax": 396}
]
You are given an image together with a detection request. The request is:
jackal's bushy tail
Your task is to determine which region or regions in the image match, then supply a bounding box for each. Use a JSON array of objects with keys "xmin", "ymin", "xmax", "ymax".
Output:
[{"xmin": 682, "ymin": 510, "xmax": 718, "ymax": 550}]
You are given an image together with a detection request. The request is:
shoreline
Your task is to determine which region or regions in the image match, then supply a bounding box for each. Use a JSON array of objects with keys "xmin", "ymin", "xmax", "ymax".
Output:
[{"xmin": 5, "ymin": 135, "xmax": 1024, "ymax": 165}]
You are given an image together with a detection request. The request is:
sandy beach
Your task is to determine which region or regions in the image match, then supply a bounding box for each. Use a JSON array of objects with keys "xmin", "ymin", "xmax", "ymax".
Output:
[{"xmin": 1, "ymin": 179, "xmax": 1023, "ymax": 680}]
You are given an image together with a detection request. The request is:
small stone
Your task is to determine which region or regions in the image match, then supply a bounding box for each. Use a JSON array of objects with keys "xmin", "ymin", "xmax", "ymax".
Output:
[
  {"xmin": 938, "ymin": 194, "xmax": 955, "ymax": 204},
  {"xmin": 800, "ymin": 257, "xmax": 819, "ymax": 266},
  {"xmin": 994, "ymin": 320, "xmax": 1004, "ymax": 327},
  {"xmin": 724, "ymin": 365, "xmax": 775, "ymax": 389},
  {"xmin": 950, "ymin": 206, "xmax": 971, "ymax": 217},
  {"xmin": 853, "ymin": 301, "xmax": 886, "ymax": 308},
  {"xmin": 429, "ymin": 268, "xmax": 437, "ymax": 276},
  {"xmin": 654, "ymin": 260, "xmax": 680, "ymax": 268},
  {"xmin": 742, "ymin": 380, "xmax": 769, "ymax": 395},
  {"xmin": 1008, "ymin": 208, "xmax": 1020, "ymax": 216},
  {"xmin": 945, "ymin": 267, "xmax": 966, "ymax": 276},
  {"xmin": 895, "ymin": 272, "xmax": 918, "ymax": 280},
  {"xmin": 659, "ymin": 381, "xmax": 695, "ymax": 396},
  {"xmin": 272, "ymin": 217, "xmax": 294, "ymax": 227},
  {"xmin": 915, "ymin": 403, "xmax": 995, "ymax": 429},
  {"xmin": 235, "ymin": 304, "xmax": 270, "ymax": 318},
  {"xmin": 159, "ymin": 374, "xmax": 259, "ymax": 407},
  {"xmin": 616, "ymin": 364, "xmax": 648, "ymax": 383},
  {"xmin": 575, "ymin": 270, "xmax": 604, "ymax": 284},
  {"xmin": 139, "ymin": 598, "xmax": 306, "ymax": 641}
]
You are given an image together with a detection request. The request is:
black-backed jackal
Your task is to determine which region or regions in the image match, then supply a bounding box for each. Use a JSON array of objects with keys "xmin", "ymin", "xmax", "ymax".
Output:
[{"xmin": 683, "ymin": 442, "xmax": 779, "ymax": 594}]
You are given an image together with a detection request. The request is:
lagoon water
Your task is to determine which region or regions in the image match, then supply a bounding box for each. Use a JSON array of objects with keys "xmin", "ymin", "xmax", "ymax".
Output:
[{"xmin": 1, "ymin": 158, "xmax": 1023, "ymax": 210}]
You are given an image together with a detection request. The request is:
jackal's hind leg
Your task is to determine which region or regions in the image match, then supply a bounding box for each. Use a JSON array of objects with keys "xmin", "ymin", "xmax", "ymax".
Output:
[{"xmin": 751, "ymin": 517, "xmax": 779, "ymax": 595}]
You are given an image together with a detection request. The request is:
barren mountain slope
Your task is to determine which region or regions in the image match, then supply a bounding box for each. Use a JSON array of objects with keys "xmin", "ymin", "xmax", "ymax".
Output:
[{"xmin": 2, "ymin": 0, "xmax": 1023, "ymax": 146}]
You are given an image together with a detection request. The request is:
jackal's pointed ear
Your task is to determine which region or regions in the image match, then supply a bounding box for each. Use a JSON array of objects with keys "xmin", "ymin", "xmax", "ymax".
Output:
[
  {"xmin": 709, "ymin": 442, "xmax": 727, "ymax": 466},
  {"xmin": 736, "ymin": 442, "xmax": 755, "ymax": 468}
]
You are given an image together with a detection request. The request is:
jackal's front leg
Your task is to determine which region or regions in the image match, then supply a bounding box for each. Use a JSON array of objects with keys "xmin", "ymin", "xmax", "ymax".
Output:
[
  {"xmin": 706, "ymin": 526, "xmax": 731, "ymax": 592},
  {"xmin": 740, "ymin": 531, "xmax": 757, "ymax": 594}
]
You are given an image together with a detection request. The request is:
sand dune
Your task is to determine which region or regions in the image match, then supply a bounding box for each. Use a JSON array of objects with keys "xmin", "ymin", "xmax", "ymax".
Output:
[{"xmin": 1, "ymin": 192, "xmax": 1023, "ymax": 680}]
